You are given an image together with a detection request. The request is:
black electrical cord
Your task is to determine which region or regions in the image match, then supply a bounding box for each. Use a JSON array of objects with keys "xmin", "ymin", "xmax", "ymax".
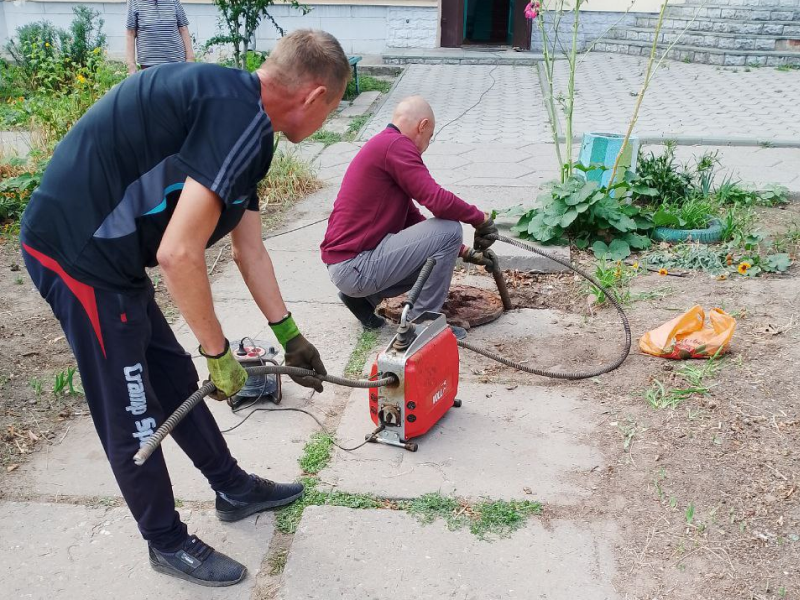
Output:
[
  {"xmin": 431, "ymin": 65, "xmax": 499, "ymax": 143},
  {"xmin": 220, "ymin": 405, "xmax": 382, "ymax": 452},
  {"xmin": 133, "ymin": 367, "xmax": 398, "ymax": 465}
]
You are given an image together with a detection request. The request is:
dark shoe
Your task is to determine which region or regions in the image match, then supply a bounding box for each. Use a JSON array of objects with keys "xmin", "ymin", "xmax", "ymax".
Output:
[
  {"xmin": 216, "ymin": 474, "xmax": 304, "ymax": 522},
  {"xmin": 449, "ymin": 325, "xmax": 467, "ymax": 340},
  {"xmin": 338, "ymin": 292, "xmax": 385, "ymax": 329},
  {"xmin": 149, "ymin": 535, "xmax": 246, "ymax": 587}
]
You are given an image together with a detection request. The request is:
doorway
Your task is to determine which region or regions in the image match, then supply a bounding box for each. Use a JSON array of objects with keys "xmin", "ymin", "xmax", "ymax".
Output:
[
  {"xmin": 440, "ymin": 0, "xmax": 530, "ymax": 50},
  {"xmin": 464, "ymin": 0, "xmax": 510, "ymax": 45}
]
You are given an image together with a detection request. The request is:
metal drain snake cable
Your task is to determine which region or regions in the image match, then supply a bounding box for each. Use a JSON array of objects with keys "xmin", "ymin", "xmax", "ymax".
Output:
[
  {"xmin": 133, "ymin": 367, "xmax": 397, "ymax": 466},
  {"xmin": 456, "ymin": 234, "xmax": 632, "ymax": 381}
]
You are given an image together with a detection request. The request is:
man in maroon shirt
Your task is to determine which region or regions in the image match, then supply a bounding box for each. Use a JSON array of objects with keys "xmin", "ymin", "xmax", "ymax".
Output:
[{"xmin": 320, "ymin": 96, "xmax": 498, "ymax": 337}]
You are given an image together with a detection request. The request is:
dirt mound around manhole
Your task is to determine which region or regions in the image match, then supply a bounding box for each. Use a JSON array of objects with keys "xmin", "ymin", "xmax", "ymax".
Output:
[
  {"xmin": 377, "ymin": 271, "xmax": 584, "ymax": 329},
  {"xmin": 378, "ymin": 286, "xmax": 504, "ymax": 328}
]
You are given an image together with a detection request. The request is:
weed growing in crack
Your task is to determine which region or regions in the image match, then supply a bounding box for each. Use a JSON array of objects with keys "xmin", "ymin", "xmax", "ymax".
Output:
[
  {"xmin": 268, "ymin": 549, "xmax": 288, "ymax": 576},
  {"xmin": 344, "ymin": 329, "xmax": 379, "ymax": 377},
  {"xmin": 299, "ymin": 432, "xmax": 334, "ymax": 475}
]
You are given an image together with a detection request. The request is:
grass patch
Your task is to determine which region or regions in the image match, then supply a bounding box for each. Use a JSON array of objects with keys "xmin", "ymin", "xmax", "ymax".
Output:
[
  {"xmin": 344, "ymin": 329, "xmax": 380, "ymax": 377},
  {"xmin": 345, "ymin": 114, "xmax": 370, "ymax": 141},
  {"xmin": 470, "ymin": 499, "xmax": 543, "ymax": 539},
  {"xmin": 309, "ymin": 129, "xmax": 343, "ymax": 146},
  {"xmin": 298, "ymin": 432, "xmax": 334, "ymax": 475},
  {"xmin": 344, "ymin": 75, "xmax": 392, "ymax": 101},
  {"xmin": 275, "ymin": 478, "xmax": 383, "ymax": 534},
  {"xmin": 644, "ymin": 351, "xmax": 725, "ymax": 409},
  {"xmin": 404, "ymin": 493, "xmax": 542, "ymax": 539},
  {"xmin": 275, "ymin": 481, "xmax": 542, "ymax": 540},
  {"xmin": 259, "ymin": 149, "xmax": 322, "ymax": 207}
]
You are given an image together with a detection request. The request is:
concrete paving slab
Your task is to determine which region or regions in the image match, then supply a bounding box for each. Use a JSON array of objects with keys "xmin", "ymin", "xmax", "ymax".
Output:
[
  {"xmin": 0, "ymin": 501, "xmax": 272, "ymax": 600},
  {"xmin": 0, "ymin": 130, "xmax": 32, "ymax": 157},
  {"xmin": 8, "ymin": 392, "xmax": 322, "ymax": 502},
  {"xmin": 339, "ymin": 91, "xmax": 381, "ymax": 117},
  {"xmin": 322, "ymin": 381, "xmax": 602, "ymax": 502},
  {"xmin": 279, "ymin": 506, "xmax": 620, "ymax": 600},
  {"xmin": 211, "ymin": 250, "xmax": 339, "ymax": 304},
  {"xmin": 264, "ymin": 220, "xmax": 329, "ymax": 253},
  {"xmin": 459, "ymin": 222, "xmax": 571, "ymax": 273}
]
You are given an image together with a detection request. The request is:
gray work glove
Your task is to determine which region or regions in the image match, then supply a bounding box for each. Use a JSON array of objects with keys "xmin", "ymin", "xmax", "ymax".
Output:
[
  {"xmin": 474, "ymin": 215, "xmax": 498, "ymax": 250},
  {"xmin": 461, "ymin": 248, "xmax": 495, "ymax": 272}
]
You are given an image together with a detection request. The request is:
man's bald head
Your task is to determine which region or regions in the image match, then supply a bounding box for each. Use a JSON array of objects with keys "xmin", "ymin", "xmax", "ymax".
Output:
[{"xmin": 391, "ymin": 96, "xmax": 436, "ymax": 154}]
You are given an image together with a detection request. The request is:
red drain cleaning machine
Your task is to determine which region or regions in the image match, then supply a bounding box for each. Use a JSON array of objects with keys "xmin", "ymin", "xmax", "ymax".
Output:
[{"xmin": 368, "ymin": 259, "xmax": 461, "ymax": 452}]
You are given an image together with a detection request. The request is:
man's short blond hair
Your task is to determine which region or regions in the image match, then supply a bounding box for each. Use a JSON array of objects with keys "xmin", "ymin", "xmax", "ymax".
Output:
[{"xmin": 264, "ymin": 30, "xmax": 350, "ymax": 101}]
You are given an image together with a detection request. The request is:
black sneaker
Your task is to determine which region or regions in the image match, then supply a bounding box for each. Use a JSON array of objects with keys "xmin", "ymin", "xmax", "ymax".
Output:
[
  {"xmin": 216, "ymin": 474, "xmax": 304, "ymax": 522},
  {"xmin": 149, "ymin": 535, "xmax": 246, "ymax": 587},
  {"xmin": 338, "ymin": 292, "xmax": 385, "ymax": 329},
  {"xmin": 449, "ymin": 325, "xmax": 467, "ymax": 340}
]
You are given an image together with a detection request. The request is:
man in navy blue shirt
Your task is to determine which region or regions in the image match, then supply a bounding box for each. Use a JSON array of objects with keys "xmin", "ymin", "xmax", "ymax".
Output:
[{"xmin": 20, "ymin": 30, "xmax": 350, "ymax": 587}]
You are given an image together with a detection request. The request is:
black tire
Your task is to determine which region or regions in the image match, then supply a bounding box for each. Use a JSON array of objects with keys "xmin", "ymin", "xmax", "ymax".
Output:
[{"xmin": 453, "ymin": 399, "xmax": 462, "ymax": 408}]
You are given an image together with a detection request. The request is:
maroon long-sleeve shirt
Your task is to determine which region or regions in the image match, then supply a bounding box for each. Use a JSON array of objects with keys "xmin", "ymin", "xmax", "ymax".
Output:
[{"xmin": 320, "ymin": 125, "xmax": 485, "ymax": 265}]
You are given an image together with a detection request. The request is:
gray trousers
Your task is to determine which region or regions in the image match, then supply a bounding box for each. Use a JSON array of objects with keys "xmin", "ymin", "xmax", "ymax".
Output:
[{"xmin": 327, "ymin": 218, "xmax": 463, "ymax": 317}]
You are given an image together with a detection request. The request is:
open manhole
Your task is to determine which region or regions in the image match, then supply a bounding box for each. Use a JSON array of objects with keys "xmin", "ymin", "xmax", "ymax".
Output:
[{"xmin": 378, "ymin": 285, "xmax": 505, "ymax": 328}]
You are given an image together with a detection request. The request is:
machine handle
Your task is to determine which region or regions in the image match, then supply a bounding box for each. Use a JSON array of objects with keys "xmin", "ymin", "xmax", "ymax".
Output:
[{"xmin": 404, "ymin": 258, "xmax": 436, "ymax": 310}]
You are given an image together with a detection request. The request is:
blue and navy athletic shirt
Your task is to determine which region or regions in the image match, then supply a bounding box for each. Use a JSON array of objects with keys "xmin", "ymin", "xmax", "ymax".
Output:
[{"xmin": 20, "ymin": 62, "xmax": 274, "ymax": 292}]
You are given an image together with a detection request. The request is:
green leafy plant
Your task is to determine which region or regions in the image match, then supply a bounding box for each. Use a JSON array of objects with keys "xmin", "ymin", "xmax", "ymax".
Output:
[
  {"xmin": 63, "ymin": 6, "xmax": 106, "ymax": 68},
  {"xmin": 0, "ymin": 154, "xmax": 48, "ymax": 227},
  {"xmin": 510, "ymin": 171, "xmax": 655, "ymax": 257},
  {"xmin": 585, "ymin": 259, "xmax": 638, "ymax": 304}
]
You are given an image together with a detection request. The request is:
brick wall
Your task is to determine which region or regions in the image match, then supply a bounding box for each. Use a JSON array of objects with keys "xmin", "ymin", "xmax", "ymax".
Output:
[
  {"xmin": 530, "ymin": 11, "xmax": 639, "ymax": 52},
  {"xmin": 386, "ymin": 7, "xmax": 438, "ymax": 48}
]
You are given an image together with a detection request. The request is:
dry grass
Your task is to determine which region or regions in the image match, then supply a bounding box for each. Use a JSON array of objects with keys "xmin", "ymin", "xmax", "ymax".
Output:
[{"xmin": 258, "ymin": 149, "xmax": 322, "ymax": 208}]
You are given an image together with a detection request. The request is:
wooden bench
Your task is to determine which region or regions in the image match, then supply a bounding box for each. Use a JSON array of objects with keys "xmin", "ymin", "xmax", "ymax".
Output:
[{"xmin": 348, "ymin": 55, "xmax": 362, "ymax": 95}]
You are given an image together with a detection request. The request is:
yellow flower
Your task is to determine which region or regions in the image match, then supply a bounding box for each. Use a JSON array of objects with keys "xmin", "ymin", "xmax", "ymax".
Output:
[
  {"xmin": 77, "ymin": 74, "xmax": 86, "ymax": 83},
  {"xmin": 93, "ymin": 47, "xmax": 101, "ymax": 54},
  {"xmin": 632, "ymin": 262, "xmax": 639, "ymax": 270},
  {"xmin": 45, "ymin": 42, "xmax": 50, "ymax": 48},
  {"xmin": 717, "ymin": 274, "xmax": 727, "ymax": 281},
  {"xmin": 737, "ymin": 261, "xmax": 751, "ymax": 275},
  {"xmin": 658, "ymin": 268, "xmax": 668, "ymax": 276}
]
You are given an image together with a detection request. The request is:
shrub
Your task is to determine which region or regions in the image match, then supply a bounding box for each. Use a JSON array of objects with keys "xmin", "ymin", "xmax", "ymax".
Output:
[
  {"xmin": 0, "ymin": 154, "xmax": 48, "ymax": 228},
  {"xmin": 64, "ymin": 6, "xmax": 107, "ymax": 68}
]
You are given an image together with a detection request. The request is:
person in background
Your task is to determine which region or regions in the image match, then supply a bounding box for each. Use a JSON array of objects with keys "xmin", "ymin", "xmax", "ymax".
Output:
[{"xmin": 126, "ymin": 0, "xmax": 194, "ymax": 74}]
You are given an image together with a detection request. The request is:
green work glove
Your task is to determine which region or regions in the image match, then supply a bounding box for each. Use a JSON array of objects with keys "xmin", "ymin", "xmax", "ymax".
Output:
[
  {"xmin": 270, "ymin": 313, "xmax": 328, "ymax": 393},
  {"xmin": 461, "ymin": 247, "xmax": 495, "ymax": 272},
  {"xmin": 474, "ymin": 215, "xmax": 498, "ymax": 251},
  {"xmin": 200, "ymin": 339, "xmax": 248, "ymax": 401}
]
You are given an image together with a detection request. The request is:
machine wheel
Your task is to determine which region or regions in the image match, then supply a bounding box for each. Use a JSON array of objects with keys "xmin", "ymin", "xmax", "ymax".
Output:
[
  {"xmin": 453, "ymin": 399, "xmax": 462, "ymax": 408},
  {"xmin": 406, "ymin": 442, "xmax": 419, "ymax": 452}
]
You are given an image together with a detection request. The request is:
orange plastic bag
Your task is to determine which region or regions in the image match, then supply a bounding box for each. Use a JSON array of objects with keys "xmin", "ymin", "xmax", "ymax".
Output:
[{"xmin": 639, "ymin": 305, "xmax": 736, "ymax": 359}]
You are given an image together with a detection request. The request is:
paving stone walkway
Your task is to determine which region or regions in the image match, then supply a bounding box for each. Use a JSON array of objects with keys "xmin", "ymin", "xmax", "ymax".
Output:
[
  {"xmin": 3, "ymin": 57, "xmax": 800, "ymax": 600},
  {"xmin": 552, "ymin": 53, "xmax": 800, "ymax": 143},
  {"xmin": 361, "ymin": 64, "xmax": 553, "ymax": 144}
]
